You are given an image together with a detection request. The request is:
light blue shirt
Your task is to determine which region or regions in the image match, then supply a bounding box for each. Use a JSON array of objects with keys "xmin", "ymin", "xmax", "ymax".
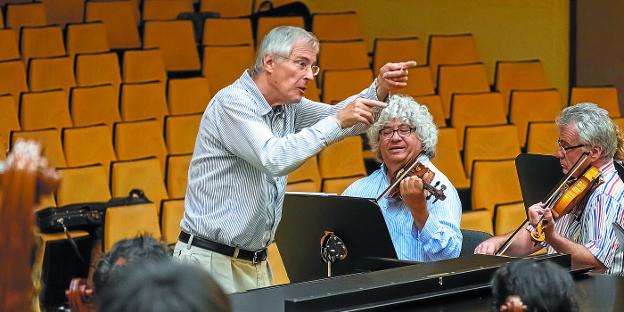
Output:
[
  {"xmin": 343, "ymin": 156, "xmax": 462, "ymax": 261},
  {"xmin": 181, "ymin": 70, "xmax": 379, "ymax": 251}
]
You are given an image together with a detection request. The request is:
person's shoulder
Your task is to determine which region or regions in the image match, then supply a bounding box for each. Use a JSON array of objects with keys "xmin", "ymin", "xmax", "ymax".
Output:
[{"xmin": 343, "ymin": 170, "xmax": 382, "ymax": 195}]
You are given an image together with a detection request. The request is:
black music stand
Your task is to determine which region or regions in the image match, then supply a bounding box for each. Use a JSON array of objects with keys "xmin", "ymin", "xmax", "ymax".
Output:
[
  {"xmin": 275, "ymin": 193, "xmax": 397, "ymax": 283},
  {"xmin": 515, "ymin": 153, "xmax": 563, "ymax": 212}
]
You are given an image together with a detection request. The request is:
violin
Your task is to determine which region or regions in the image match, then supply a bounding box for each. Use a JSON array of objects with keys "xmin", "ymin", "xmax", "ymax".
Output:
[
  {"xmin": 500, "ymin": 296, "xmax": 527, "ymax": 312},
  {"xmin": 376, "ymin": 155, "xmax": 447, "ymax": 203},
  {"xmin": 529, "ymin": 164, "xmax": 601, "ymax": 243},
  {"xmin": 495, "ymin": 152, "xmax": 602, "ymax": 255},
  {"xmin": 66, "ymin": 278, "xmax": 94, "ymax": 312},
  {"xmin": 0, "ymin": 140, "xmax": 60, "ymax": 312}
]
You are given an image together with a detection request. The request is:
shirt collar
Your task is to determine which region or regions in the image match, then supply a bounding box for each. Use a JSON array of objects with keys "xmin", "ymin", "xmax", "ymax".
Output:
[{"xmin": 239, "ymin": 70, "xmax": 273, "ymax": 116}]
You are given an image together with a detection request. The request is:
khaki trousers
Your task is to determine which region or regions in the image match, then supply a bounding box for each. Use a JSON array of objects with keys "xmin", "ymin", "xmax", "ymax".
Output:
[{"xmin": 172, "ymin": 240, "xmax": 272, "ymax": 294}]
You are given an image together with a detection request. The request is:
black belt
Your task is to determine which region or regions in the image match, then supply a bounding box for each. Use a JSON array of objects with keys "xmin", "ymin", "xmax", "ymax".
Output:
[{"xmin": 178, "ymin": 231, "xmax": 267, "ymax": 264}]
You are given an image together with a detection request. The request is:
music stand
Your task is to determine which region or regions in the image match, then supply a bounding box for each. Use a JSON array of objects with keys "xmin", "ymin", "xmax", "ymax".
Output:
[
  {"xmin": 275, "ymin": 193, "xmax": 397, "ymax": 283},
  {"xmin": 515, "ymin": 153, "xmax": 563, "ymax": 212}
]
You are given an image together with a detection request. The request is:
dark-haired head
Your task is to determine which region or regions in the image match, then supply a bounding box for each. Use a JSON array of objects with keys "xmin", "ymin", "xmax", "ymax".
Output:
[
  {"xmin": 491, "ymin": 260, "xmax": 578, "ymax": 312},
  {"xmin": 97, "ymin": 262, "xmax": 230, "ymax": 312},
  {"xmin": 92, "ymin": 235, "xmax": 170, "ymax": 294}
]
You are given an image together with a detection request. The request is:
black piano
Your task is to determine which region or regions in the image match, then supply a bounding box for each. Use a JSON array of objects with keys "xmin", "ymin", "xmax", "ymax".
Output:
[{"xmin": 229, "ymin": 194, "xmax": 624, "ymax": 311}]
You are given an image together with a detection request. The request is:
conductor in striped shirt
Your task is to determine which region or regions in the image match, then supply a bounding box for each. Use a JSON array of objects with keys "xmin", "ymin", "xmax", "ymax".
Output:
[
  {"xmin": 476, "ymin": 103, "xmax": 624, "ymax": 275},
  {"xmin": 173, "ymin": 26, "xmax": 416, "ymax": 293},
  {"xmin": 342, "ymin": 95, "xmax": 463, "ymax": 261}
]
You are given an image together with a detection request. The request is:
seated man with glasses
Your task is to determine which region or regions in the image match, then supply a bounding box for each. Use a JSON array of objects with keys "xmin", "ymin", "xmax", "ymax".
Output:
[
  {"xmin": 175, "ymin": 25, "xmax": 417, "ymax": 293},
  {"xmin": 342, "ymin": 95, "xmax": 463, "ymax": 261},
  {"xmin": 476, "ymin": 103, "xmax": 624, "ymax": 275}
]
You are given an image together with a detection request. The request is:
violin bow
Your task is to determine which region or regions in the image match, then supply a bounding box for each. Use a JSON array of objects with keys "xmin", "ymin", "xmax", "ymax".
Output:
[{"xmin": 494, "ymin": 152, "xmax": 590, "ymax": 256}]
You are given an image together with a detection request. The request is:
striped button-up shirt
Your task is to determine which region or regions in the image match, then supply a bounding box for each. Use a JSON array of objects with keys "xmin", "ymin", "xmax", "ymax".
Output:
[
  {"xmin": 548, "ymin": 161, "xmax": 624, "ymax": 275},
  {"xmin": 342, "ymin": 156, "xmax": 463, "ymax": 261},
  {"xmin": 181, "ymin": 71, "xmax": 379, "ymax": 251}
]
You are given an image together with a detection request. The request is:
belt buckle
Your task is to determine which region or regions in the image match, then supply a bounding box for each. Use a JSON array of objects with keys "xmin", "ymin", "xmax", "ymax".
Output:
[{"xmin": 252, "ymin": 250, "xmax": 262, "ymax": 264}]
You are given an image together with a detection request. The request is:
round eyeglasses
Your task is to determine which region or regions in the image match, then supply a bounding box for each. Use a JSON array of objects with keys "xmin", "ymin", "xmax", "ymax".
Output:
[
  {"xmin": 275, "ymin": 55, "xmax": 320, "ymax": 76},
  {"xmin": 379, "ymin": 126, "xmax": 414, "ymax": 140}
]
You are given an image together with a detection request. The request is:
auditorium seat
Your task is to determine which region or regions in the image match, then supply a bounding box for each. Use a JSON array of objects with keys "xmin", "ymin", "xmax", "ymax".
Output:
[
  {"xmin": 570, "ymin": 86, "xmax": 620, "ymax": 117},
  {"xmin": 113, "ymin": 119, "xmax": 168, "ymax": 173},
  {"xmin": 160, "ymin": 198, "xmax": 185, "ymax": 245},
  {"xmin": 318, "ymin": 39, "xmax": 369, "ymax": 75},
  {"xmin": 40, "ymin": 0, "xmax": 84, "ymax": 28},
  {"xmin": 321, "ymin": 68, "xmax": 373, "ymax": 104},
  {"xmin": 494, "ymin": 201, "xmax": 526, "ymax": 235},
  {"xmin": 202, "ymin": 44, "xmax": 254, "ymax": 93},
  {"xmin": 143, "ymin": 20, "xmax": 201, "ymax": 72},
  {"xmin": 55, "ymin": 164, "xmax": 111, "ymax": 206},
  {"xmin": 319, "ymin": 136, "xmax": 366, "ymax": 194},
  {"xmin": 142, "ymin": 0, "xmax": 193, "ymax": 21},
  {"xmin": 373, "ymin": 36, "xmax": 424, "ymax": 75},
  {"xmin": 104, "ymin": 202, "xmax": 162, "ymax": 252},
  {"xmin": 202, "ymin": 17, "xmax": 253, "ymax": 46},
  {"xmin": 0, "ymin": 95, "xmax": 20, "ymax": 156},
  {"xmin": 312, "ymin": 12, "xmax": 362, "ymax": 41},
  {"xmin": 62, "ymin": 124, "xmax": 117, "ymax": 175},
  {"xmin": 460, "ymin": 209, "xmax": 493, "ymax": 235},
  {"xmin": 10, "ymin": 128, "xmax": 66, "ymax": 168},
  {"xmin": 471, "ymin": 159, "xmax": 522, "ymax": 216},
  {"xmin": 75, "ymin": 52, "xmax": 121, "ymax": 97},
  {"xmin": 437, "ymin": 62, "xmax": 491, "ymax": 119},
  {"xmin": 164, "ymin": 113, "xmax": 202, "ymax": 155},
  {"xmin": 397, "ymin": 66, "xmax": 435, "ymax": 97},
  {"xmin": 413, "ymin": 94, "xmax": 445, "ymax": 127},
  {"xmin": 20, "ymin": 25, "xmax": 65, "ymax": 64},
  {"xmin": 509, "ymin": 89, "xmax": 562, "ymax": 147},
  {"xmin": 0, "ymin": 59, "xmax": 28, "ymax": 103},
  {"xmin": 0, "ymin": 29, "xmax": 20, "ymax": 61},
  {"xmin": 199, "ymin": 0, "xmax": 253, "ymax": 17},
  {"xmin": 70, "ymin": 84, "xmax": 121, "ymax": 129},
  {"xmin": 305, "ymin": 79, "xmax": 321, "ymax": 102},
  {"xmin": 526, "ymin": 121, "xmax": 558, "ymax": 155},
  {"xmin": 66, "ymin": 22, "xmax": 110, "ymax": 57},
  {"xmin": 431, "ymin": 127, "xmax": 469, "ymax": 190},
  {"xmin": 120, "ymin": 81, "xmax": 169, "ymax": 126},
  {"xmin": 256, "ymin": 16, "xmax": 305, "ymax": 44},
  {"xmin": 463, "ymin": 124, "xmax": 521, "ymax": 177},
  {"xmin": 6, "ymin": 3, "xmax": 48, "ymax": 35},
  {"xmin": 427, "ymin": 33, "xmax": 480, "ymax": 83},
  {"xmin": 122, "ymin": 48, "xmax": 167, "ymax": 83},
  {"xmin": 494, "ymin": 59, "xmax": 550, "ymax": 108},
  {"xmin": 19, "ymin": 89, "xmax": 72, "ymax": 131},
  {"xmin": 85, "ymin": 1, "xmax": 141, "ymax": 49},
  {"xmin": 110, "ymin": 157, "xmax": 169, "ymax": 217},
  {"xmin": 28, "ymin": 55, "xmax": 75, "ymax": 94},
  {"xmin": 286, "ymin": 156, "xmax": 321, "ymax": 192},
  {"xmin": 165, "ymin": 153, "xmax": 191, "ymax": 198},
  {"xmin": 167, "ymin": 77, "xmax": 211, "ymax": 115},
  {"xmin": 450, "ymin": 92, "xmax": 507, "ymax": 150}
]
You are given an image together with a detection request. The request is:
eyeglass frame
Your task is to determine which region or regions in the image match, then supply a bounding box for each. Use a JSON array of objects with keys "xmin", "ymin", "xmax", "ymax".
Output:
[
  {"xmin": 556, "ymin": 139, "xmax": 585, "ymax": 153},
  {"xmin": 379, "ymin": 126, "xmax": 415, "ymax": 140},
  {"xmin": 274, "ymin": 55, "xmax": 320, "ymax": 76}
]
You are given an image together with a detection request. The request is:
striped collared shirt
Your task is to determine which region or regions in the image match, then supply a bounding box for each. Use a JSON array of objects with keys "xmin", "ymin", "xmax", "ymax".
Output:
[
  {"xmin": 181, "ymin": 70, "xmax": 379, "ymax": 251},
  {"xmin": 548, "ymin": 161, "xmax": 624, "ymax": 275},
  {"xmin": 342, "ymin": 156, "xmax": 463, "ymax": 261}
]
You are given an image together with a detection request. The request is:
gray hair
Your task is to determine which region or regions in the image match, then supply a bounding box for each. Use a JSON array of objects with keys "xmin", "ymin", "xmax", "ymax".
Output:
[
  {"xmin": 556, "ymin": 102, "xmax": 617, "ymax": 161},
  {"xmin": 368, "ymin": 95, "xmax": 438, "ymax": 160},
  {"xmin": 250, "ymin": 26, "xmax": 319, "ymax": 76}
]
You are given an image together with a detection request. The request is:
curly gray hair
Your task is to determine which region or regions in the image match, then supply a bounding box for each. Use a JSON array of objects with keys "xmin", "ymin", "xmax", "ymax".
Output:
[
  {"xmin": 556, "ymin": 102, "xmax": 617, "ymax": 161},
  {"xmin": 368, "ymin": 95, "xmax": 438, "ymax": 161},
  {"xmin": 250, "ymin": 26, "xmax": 319, "ymax": 76}
]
